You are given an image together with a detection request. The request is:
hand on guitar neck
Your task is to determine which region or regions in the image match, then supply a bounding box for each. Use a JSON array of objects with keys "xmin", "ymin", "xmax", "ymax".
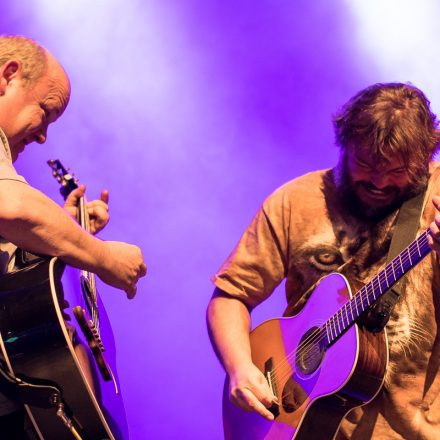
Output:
[
  {"xmin": 62, "ymin": 183, "xmax": 147, "ymax": 298},
  {"xmin": 63, "ymin": 184, "xmax": 110, "ymax": 235},
  {"xmin": 46, "ymin": 160, "xmax": 147, "ymax": 299}
]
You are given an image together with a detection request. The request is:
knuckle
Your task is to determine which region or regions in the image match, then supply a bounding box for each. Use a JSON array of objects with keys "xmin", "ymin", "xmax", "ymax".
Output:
[
  {"xmin": 247, "ymin": 401, "xmax": 257, "ymax": 411},
  {"xmin": 231, "ymin": 385, "xmax": 247, "ymax": 400},
  {"xmin": 260, "ymin": 395, "xmax": 271, "ymax": 406}
]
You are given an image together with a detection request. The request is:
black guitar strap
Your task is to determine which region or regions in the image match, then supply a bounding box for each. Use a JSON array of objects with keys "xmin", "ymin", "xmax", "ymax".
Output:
[
  {"xmin": 365, "ymin": 187, "xmax": 427, "ymax": 333},
  {"xmin": 0, "ymin": 359, "xmax": 62, "ymax": 409}
]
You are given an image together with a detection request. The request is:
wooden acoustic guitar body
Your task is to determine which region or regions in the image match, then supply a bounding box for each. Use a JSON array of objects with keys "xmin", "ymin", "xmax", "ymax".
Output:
[{"xmin": 223, "ymin": 272, "xmax": 388, "ymax": 440}]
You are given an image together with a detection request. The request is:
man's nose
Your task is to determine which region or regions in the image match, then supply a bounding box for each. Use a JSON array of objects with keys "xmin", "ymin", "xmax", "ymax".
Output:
[
  {"xmin": 370, "ymin": 172, "xmax": 389, "ymax": 189},
  {"xmin": 35, "ymin": 127, "xmax": 48, "ymax": 144}
]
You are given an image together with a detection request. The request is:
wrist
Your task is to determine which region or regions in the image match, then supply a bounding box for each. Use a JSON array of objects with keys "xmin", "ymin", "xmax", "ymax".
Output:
[{"xmin": 225, "ymin": 356, "xmax": 254, "ymax": 378}]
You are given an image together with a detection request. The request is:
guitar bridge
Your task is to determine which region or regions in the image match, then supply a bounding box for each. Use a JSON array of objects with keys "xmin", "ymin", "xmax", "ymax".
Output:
[
  {"xmin": 73, "ymin": 306, "xmax": 113, "ymax": 383},
  {"xmin": 264, "ymin": 358, "xmax": 280, "ymax": 418},
  {"xmin": 88, "ymin": 320, "xmax": 105, "ymax": 352}
]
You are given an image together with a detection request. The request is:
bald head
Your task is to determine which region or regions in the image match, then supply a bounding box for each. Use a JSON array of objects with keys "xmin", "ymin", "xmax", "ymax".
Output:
[{"xmin": 0, "ymin": 35, "xmax": 71, "ymax": 161}]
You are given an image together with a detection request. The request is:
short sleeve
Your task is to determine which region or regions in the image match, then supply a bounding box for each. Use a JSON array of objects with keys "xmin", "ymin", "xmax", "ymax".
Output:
[
  {"xmin": 0, "ymin": 130, "xmax": 26, "ymax": 183},
  {"xmin": 212, "ymin": 186, "xmax": 290, "ymax": 308},
  {"xmin": 0, "ymin": 157, "xmax": 26, "ymax": 183}
]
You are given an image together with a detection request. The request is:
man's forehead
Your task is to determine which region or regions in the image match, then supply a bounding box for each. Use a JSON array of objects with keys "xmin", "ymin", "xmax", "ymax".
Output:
[
  {"xmin": 41, "ymin": 51, "xmax": 70, "ymax": 88},
  {"xmin": 348, "ymin": 145, "xmax": 405, "ymax": 166},
  {"xmin": 33, "ymin": 57, "xmax": 70, "ymax": 110}
]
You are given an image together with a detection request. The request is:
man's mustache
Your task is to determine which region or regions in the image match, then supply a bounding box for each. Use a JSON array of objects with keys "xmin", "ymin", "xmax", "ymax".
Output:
[{"xmin": 356, "ymin": 181, "xmax": 399, "ymax": 196}]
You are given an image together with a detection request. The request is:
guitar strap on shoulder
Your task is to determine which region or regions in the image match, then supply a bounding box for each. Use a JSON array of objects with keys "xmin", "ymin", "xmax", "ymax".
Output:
[{"xmin": 364, "ymin": 187, "xmax": 427, "ymax": 333}]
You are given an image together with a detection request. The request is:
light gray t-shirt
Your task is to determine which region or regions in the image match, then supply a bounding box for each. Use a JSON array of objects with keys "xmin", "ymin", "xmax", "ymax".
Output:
[{"xmin": 0, "ymin": 128, "xmax": 27, "ymax": 415}]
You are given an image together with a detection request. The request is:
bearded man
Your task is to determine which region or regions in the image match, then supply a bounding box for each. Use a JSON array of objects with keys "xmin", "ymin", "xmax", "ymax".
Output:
[
  {"xmin": 208, "ymin": 82, "xmax": 440, "ymax": 439},
  {"xmin": 0, "ymin": 35, "xmax": 146, "ymax": 438}
]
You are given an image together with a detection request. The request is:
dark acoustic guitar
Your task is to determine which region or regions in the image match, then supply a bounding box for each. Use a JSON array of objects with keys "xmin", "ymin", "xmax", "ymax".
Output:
[
  {"xmin": 223, "ymin": 225, "xmax": 432, "ymax": 439},
  {"xmin": 0, "ymin": 160, "xmax": 128, "ymax": 439}
]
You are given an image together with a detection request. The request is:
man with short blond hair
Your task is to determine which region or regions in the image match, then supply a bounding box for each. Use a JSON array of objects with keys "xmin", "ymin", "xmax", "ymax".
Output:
[
  {"xmin": 0, "ymin": 36, "xmax": 47, "ymax": 86},
  {"xmin": 0, "ymin": 35, "xmax": 146, "ymax": 438}
]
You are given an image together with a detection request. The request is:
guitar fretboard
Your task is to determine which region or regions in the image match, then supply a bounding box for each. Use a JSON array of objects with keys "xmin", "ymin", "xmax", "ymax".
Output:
[{"xmin": 324, "ymin": 229, "xmax": 431, "ymax": 345}]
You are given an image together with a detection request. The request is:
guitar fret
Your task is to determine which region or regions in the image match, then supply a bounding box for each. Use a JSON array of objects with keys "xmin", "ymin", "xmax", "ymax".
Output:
[
  {"xmin": 344, "ymin": 304, "xmax": 350, "ymax": 326},
  {"xmin": 365, "ymin": 284, "xmax": 371, "ymax": 306},
  {"xmin": 407, "ymin": 248, "xmax": 412, "ymax": 266},
  {"xmin": 326, "ymin": 320, "xmax": 332, "ymax": 342},
  {"xmin": 341, "ymin": 309, "xmax": 347, "ymax": 330},
  {"xmin": 377, "ymin": 276, "xmax": 383, "ymax": 295},
  {"xmin": 358, "ymin": 290, "xmax": 365, "ymax": 314},
  {"xmin": 371, "ymin": 279, "xmax": 378, "ymax": 301},
  {"xmin": 383, "ymin": 268, "xmax": 390, "ymax": 289},
  {"xmin": 329, "ymin": 319, "xmax": 335, "ymax": 340},
  {"xmin": 333, "ymin": 316, "xmax": 338, "ymax": 338},
  {"xmin": 336, "ymin": 312, "xmax": 341, "ymax": 335},
  {"xmin": 325, "ymin": 323, "xmax": 331, "ymax": 344},
  {"xmin": 399, "ymin": 254, "xmax": 404, "ymax": 272},
  {"xmin": 353, "ymin": 295, "xmax": 360, "ymax": 317},
  {"xmin": 339, "ymin": 310, "xmax": 345, "ymax": 333},
  {"xmin": 391, "ymin": 260, "xmax": 396, "ymax": 282},
  {"xmin": 349, "ymin": 299, "xmax": 355, "ymax": 321},
  {"xmin": 330, "ymin": 316, "xmax": 335, "ymax": 338}
]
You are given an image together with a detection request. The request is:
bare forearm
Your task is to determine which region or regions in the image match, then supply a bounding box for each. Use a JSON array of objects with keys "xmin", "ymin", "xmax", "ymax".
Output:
[
  {"xmin": 0, "ymin": 180, "xmax": 145, "ymax": 296},
  {"xmin": 207, "ymin": 289, "xmax": 277, "ymax": 419},
  {"xmin": 0, "ymin": 180, "xmax": 106, "ymax": 272},
  {"xmin": 207, "ymin": 289, "xmax": 253, "ymax": 375}
]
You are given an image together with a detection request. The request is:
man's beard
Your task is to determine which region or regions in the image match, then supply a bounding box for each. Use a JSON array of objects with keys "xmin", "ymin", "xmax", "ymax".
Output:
[{"xmin": 334, "ymin": 153, "xmax": 428, "ymax": 222}]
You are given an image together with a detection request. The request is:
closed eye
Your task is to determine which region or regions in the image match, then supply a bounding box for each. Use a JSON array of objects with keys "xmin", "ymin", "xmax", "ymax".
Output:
[
  {"xmin": 40, "ymin": 104, "xmax": 50, "ymax": 120},
  {"xmin": 356, "ymin": 159, "xmax": 373, "ymax": 170},
  {"xmin": 390, "ymin": 168, "xmax": 406, "ymax": 176}
]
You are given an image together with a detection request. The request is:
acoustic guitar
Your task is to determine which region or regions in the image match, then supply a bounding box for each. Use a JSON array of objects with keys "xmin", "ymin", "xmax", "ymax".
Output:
[
  {"xmin": 223, "ymin": 225, "xmax": 432, "ymax": 439},
  {"xmin": 0, "ymin": 160, "xmax": 128, "ymax": 439}
]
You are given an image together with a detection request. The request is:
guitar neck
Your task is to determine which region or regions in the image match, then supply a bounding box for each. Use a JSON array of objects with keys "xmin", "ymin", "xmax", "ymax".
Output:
[
  {"xmin": 325, "ymin": 229, "xmax": 431, "ymax": 345},
  {"xmin": 78, "ymin": 195, "xmax": 96, "ymax": 288},
  {"xmin": 47, "ymin": 159, "xmax": 100, "ymax": 327},
  {"xmin": 79, "ymin": 196, "xmax": 89, "ymax": 233}
]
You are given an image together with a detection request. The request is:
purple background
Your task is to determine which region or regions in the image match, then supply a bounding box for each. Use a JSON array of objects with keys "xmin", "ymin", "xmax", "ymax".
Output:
[{"xmin": 2, "ymin": 1, "xmax": 440, "ymax": 438}]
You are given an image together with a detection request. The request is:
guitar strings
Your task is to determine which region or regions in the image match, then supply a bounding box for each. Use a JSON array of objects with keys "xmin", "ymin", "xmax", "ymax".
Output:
[
  {"xmin": 270, "ymin": 232, "xmax": 430, "ymax": 387},
  {"xmin": 82, "ymin": 194, "xmax": 101, "ymax": 333},
  {"xmin": 305, "ymin": 231, "xmax": 428, "ymax": 356},
  {"xmin": 271, "ymin": 231, "xmax": 430, "ymax": 383},
  {"xmin": 267, "ymin": 231, "xmax": 431, "ymax": 389}
]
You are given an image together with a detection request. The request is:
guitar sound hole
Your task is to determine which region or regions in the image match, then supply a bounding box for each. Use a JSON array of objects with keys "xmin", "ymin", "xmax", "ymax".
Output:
[{"xmin": 295, "ymin": 326, "xmax": 325, "ymax": 375}]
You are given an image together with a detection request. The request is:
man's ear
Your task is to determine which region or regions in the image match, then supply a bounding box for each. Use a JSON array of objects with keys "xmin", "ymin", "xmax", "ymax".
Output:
[{"xmin": 0, "ymin": 60, "xmax": 21, "ymax": 96}]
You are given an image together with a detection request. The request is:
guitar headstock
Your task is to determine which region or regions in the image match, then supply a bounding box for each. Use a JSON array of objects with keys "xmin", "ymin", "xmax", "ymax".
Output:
[{"xmin": 47, "ymin": 159, "xmax": 79, "ymax": 200}]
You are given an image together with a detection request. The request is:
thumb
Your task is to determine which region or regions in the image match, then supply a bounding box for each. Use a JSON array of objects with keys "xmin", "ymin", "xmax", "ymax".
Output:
[
  {"xmin": 64, "ymin": 184, "xmax": 86, "ymax": 206},
  {"xmin": 100, "ymin": 189, "xmax": 109, "ymax": 204}
]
